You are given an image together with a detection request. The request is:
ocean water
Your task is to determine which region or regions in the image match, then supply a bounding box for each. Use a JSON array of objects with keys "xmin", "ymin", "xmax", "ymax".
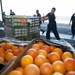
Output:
[
  {"xmin": 43, "ymin": 16, "xmax": 70, "ymax": 24},
  {"xmin": 56, "ymin": 16, "xmax": 70, "ymax": 24}
]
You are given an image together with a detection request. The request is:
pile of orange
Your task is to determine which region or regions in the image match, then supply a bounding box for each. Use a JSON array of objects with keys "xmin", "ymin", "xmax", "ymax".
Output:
[
  {"xmin": 0, "ymin": 42, "xmax": 25, "ymax": 63},
  {"xmin": 7, "ymin": 41, "xmax": 75, "ymax": 75}
]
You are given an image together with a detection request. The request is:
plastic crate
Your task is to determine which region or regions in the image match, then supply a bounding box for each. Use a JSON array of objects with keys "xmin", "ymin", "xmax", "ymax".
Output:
[
  {"xmin": 4, "ymin": 15, "xmax": 40, "ymax": 40},
  {"xmin": 4, "ymin": 15, "xmax": 40, "ymax": 27},
  {"xmin": 27, "ymin": 17, "xmax": 40, "ymax": 27},
  {"xmin": 4, "ymin": 15, "xmax": 27, "ymax": 27}
]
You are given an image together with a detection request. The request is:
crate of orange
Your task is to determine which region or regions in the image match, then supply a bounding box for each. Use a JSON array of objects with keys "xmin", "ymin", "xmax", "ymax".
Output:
[
  {"xmin": 1, "ymin": 38, "xmax": 75, "ymax": 75},
  {"xmin": 4, "ymin": 15, "xmax": 40, "ymax": 41},
  {"xmin": 0, "ymin": 39, "xmax": 27, "ymax": 74}
]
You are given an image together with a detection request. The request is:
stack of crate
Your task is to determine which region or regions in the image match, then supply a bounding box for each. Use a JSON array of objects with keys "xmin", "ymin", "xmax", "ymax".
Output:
[{"xmin": 4, "ymin": 15, "xmax": 40, "ymax": 40}]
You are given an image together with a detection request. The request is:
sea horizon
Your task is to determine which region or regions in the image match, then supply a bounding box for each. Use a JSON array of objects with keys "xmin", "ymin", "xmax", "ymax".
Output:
[
  {"xmin": 43, "ymin": 16, "xmax": 70, "ymax": 24},
  {"xmin": 56, "ymin": 16, "xmax": 70, "ymax": 24}
]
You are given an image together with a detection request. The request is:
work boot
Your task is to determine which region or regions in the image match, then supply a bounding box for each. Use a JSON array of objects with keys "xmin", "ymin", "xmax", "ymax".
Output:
[{"xmin": 41, "ymin": 29, "xmax": 45, "ymax": 34}]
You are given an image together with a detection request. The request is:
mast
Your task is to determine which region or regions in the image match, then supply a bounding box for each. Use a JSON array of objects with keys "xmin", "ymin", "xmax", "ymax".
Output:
[{"xmin": 0, "ymin": 0, "xmax": 3, "ymax": 21}]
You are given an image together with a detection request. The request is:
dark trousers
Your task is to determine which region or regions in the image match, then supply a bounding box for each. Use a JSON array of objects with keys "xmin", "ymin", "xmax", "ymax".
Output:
[
  {"xmin": 71, "ymin": 23, "xmax": 75, "ymax": 36},
  {"xmin": 46, "ymin": 22, "xmax": 60, "ymax": 40}
]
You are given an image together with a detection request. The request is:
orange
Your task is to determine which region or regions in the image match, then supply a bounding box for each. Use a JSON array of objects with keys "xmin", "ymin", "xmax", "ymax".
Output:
[
  {"xmin": 34, "ymin": 55, "xmax": 47, "ymax": 67},
  {"xmin": 11, "ymin": 44, "xmax": 14, "ymax": 47},
  {"xmin": 53, "ymin": 48, "xmax": 63, "ymax": 57},
  {"xmin": 38, "ymin": 49, "xmax": 48, "ymax": 58},
  {"xmin": 5, "ymin": 52, "xmax": 14, "ymax": 61},
  {"xmin": 16, "ymin": 67, "xmax": 24, "ymax": 75},
  {"xmin": 26, "ymin": 48, "xmax": 38, "ymax": 59},
  {"xmin": 64, "ymin": 58, "xmax": 75, "ymax": 71},
  {"xmin": 48, "ymin": 52, "xmax": 60, "ymax": 63},
  {"xmin": 0, "ymin": 57, "xmax": 5, "ymax": 63},
  {"xmin": 18, "ymin": 46, "xmax": 25, "ymax": 52},
  {"xmin": 12, "ymin": 48, "xmax": 20, "ymax": 56},
  {"xmin": 7, "ymin": 70, "xmax": 22, "ymax": 75},
  {"xmin": 0, "ymin": 52, "xmax": 5, "ymax": 58},
  {"xmin": 0, "ymin": 45, "xmax": 4, "ymax": 49},
  {"xmin": 12, "ymin": 46, "xmax": 18, "ymax": 50},
  {"xmin": 52, "ymin": 60, "xmax": 66, "ymax": 74},
  {"xmin": 31, "ymin": 44, "xmax": 40, "ymax": 51},
  {"xmin": 52, "ymin": 72, "xmax": 63, "ymax": 75},
  {"xmin": 37, "ymin": 41, "xmax": 44, "ymax": 48},
  {"xmin": 3, "ymin": 43, "xmax": 11, "ymax": 50},
  {"xmin": 46, "ymin": 58, "xmax": 50, "ymax": 63},
  {"xmin": 41, "ymin": 45, "xmax": 50, "ymax": 53},
  {"xmin": 21, "ymin": 19, "xmax": 27, "ymax": 24},
  {"xmin": 5, "ymin": 49, "xmax": 12, "ymax": 54},
  {"xmin": 40, "ymin": 62, "xmax": 53, "ymax": 75},
  {"xmin": 61, "ymin": 52, "xmax": 73, "ymax": 61},
  {"xmin": 20, "ymin": 55, "xmax": 33, "ymax": 68},
  {"xmin": 65, "ymin": 71, "xmax": 75, "ymax": 75},
  {"xmin": 49, "ymin": 45, "xmax": 56, "ymax": 52},
  {"xmin": 0, "ymin": 47, "xmax": 5, "ymax": 53},
  {"xmin": 24, "ymin": 64, "xmax": 40, "ymax": 75},
  {"xmin": 0, "ymin": 41, "xmax": 6, "ymax": 45}
]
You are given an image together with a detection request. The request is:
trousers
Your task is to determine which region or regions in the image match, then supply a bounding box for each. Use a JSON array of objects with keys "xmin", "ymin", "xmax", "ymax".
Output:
[
  {"xmin": 46, "ymin": 22, "xmax": 60, "ymax": 40},
  {"xmin": 71, "ymin": 23, "xmax": 75, "ymax": 36}
]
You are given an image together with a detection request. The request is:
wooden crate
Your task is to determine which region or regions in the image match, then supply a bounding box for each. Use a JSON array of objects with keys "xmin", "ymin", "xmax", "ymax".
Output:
[
  {"xmin": 0, "ymin": 39, "xmax": 28, "ymax": 75},
  {"xmin": 1, "ymin": 39, "xmax": 75, "ymax": 75}
]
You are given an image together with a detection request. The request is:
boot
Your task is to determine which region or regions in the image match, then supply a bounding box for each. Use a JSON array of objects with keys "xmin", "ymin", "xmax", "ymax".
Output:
[{"xmin": 41, "ymin": 29, "xmax": 45, "ymax": 34}]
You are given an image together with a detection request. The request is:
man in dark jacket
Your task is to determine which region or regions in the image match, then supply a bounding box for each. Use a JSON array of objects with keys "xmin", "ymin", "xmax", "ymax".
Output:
[
  {"xmin": 42, "ymin": 7, "xmax": 60, "ymax": 40},
  {"xmin": 69, "ymin": 13, "xmax": 75, "ymax": 38},
  {"xmin": 36, "ymin": 10, "xmax": 45, "ymax": 34},
  {"xmin": 10, "ymin": 9, "xmax": 15, "ymax": 15}
]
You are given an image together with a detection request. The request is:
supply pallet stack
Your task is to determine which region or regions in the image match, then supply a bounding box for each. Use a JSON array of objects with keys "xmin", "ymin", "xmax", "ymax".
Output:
[{"xmin": 4, "ymin": 15, "xmax": 40, "ymax": 40}]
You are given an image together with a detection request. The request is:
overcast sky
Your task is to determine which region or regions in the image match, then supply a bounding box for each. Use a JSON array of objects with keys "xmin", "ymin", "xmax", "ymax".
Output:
[
  {"xmin": 0, "ymin": 0, "xmax": 75, "ymax": 20},
  {"xmin": 2, "ymin": 0, "xmax": 75, "ymax": 16}
]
